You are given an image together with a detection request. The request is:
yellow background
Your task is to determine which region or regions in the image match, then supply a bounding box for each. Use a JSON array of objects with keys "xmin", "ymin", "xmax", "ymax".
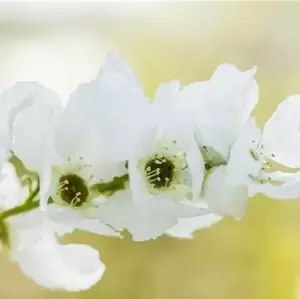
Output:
[{"xmin": 1, "ymin": 2, "xmax": 300, "ymax": 299}]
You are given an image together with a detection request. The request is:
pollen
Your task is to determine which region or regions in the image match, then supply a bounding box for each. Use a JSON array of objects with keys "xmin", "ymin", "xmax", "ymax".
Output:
[
  {"xmin": 144, "ymin": 156, "xmax": 175, "ymax": 189},
  {"xmin": 59, "ymin": 174, "xmax": 89, "ymax": 207}
]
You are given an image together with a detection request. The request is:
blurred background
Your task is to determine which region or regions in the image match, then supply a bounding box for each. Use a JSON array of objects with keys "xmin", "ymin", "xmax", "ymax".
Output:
[{"xmin": 1, "ymin": 2, "xmax": 300, "ymax": 299}]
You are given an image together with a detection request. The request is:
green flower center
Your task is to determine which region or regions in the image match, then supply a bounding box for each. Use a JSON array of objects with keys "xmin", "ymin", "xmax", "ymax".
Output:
[
  {"xmin": 59, "ymin": 174, "xmax": 89, "ymax": 207},
  {"xmin": 144, "ymin": 156, "xmax": 175, "ymax": 189}
]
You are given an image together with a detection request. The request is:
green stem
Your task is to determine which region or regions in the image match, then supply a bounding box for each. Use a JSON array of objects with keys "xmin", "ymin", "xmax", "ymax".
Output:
[
  {"xmin": 0, "ymin": 173, "xmax": 129, "ymax": 221},
  {"xmin": 0, "ymin": 186, "xmax": 40, "ymax": 220},
  {"xmin": 91, "ymin": 174, "xmax": 129, "ymax": 196}
]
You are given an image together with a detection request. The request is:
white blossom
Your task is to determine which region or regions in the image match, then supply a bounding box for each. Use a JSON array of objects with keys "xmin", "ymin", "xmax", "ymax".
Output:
[
  {"xmin": 0, "ymin": 164, "xmax": 106, "ymax": 291},
  {"xmin": 178, "ymin": 64, "xmax": 300, "ymax": 219},
  {"xmin": 6, "ymin": 81, "xmax": 122, "ymax": 237},
  {"xmin": 83, "ymin": 55, "xmax": 211, "ymax": 241}
]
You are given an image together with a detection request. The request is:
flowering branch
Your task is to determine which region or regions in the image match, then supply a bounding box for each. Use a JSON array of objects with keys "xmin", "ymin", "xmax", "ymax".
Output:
[{"xmin": 0, "ymin": 53, "xmax": 300, "ymax": 292}]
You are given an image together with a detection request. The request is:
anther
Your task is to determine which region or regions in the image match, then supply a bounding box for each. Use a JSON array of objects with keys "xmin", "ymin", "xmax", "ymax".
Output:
[
  {"xmin": 59, "ymin": 174, "xmax": 89, "ymax": 207},
  {"xmin": 144, "ymin": 155, "xmax": 175, "ymax": 189}
]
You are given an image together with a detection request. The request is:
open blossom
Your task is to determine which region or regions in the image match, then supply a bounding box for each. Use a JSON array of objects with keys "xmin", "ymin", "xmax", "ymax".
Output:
[
  {"xmin": 177, "ymin": 64, "xmax": 300, "ymax": 220},
  {"xmin": 3, "ymin": 81, "xmax": 123, "ymax": 237},
  {"xmin": 0, "ymin": 82, "xmax": 118, "ymax": 291},
  {"xmin": 205, "ymin": 92, "xmax": 300, "ymax": 218},
  {"xmin": 0, "ymin": 166, "xmax": 107, "ymax": 291},
  {"xmin": 239, "ymin": 96, "xmax": 300, "ymax": 198},
  {"xmin": 115, "ymin": 64, "xmax": 259, "ymax": 236},
  {"xmin": 84, "ymin": 54, "xmax": 212, "ymax": 241}
]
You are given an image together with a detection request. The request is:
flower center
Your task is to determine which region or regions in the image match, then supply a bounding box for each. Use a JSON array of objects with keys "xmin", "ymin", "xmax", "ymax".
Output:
[
  {"xmin": 59, "ymin": 174, "xmax": 89, "ymax": 207},
  {"xmin": 144, "ymin": 156, "xmax": 175, "ymax": 189}
]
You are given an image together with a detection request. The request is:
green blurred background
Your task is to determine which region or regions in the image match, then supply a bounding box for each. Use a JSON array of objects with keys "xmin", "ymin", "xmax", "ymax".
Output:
[{"xmin": 1, "ymin": 2, "xmax": 300, "ymax": 299}]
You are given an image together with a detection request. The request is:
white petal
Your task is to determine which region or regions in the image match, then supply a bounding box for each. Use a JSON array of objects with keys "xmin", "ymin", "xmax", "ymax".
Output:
[
  {"xmin": 91, "ymin": 191, "xmax": 134, "ymax": 232},
  {"xmin": 211, "ymin": 64, "xmax": 258, "ymax": 122},
  {"xmin": 39, "ymin": 165, "xmax": 53, "ymax": 211},
  {"xmin": 250, "ymin": 181, "xmax": 300, "ymax": 200},
  {"xmin": 95, "ymin": 190, "xmax": 209, "ymax": 241},
  {"xmin": 204, "ymin": 166, "xmax": 248, "ymax": 219},
  {"xmin": 166, "ymin": 213, "xmax": 222, "ymax": 239},
  {"xmin": 55, "ymin": 82, "xmax": 93, "ymax": 160},
  {"xmin": 128, "ymin": 155, "xmax": 149, "ymax": 204},
  {"xmin": 10, "ymin": 208, "xmax": 74, "ymax": 239},
  {"xmin": 263, "ymin": 95, "xmax": 300, "ymax": 167},
  {"xmin": 90, "ymin": 53, "xmax": 150, "ymax": 161},
  {"xmin": 152, "ymin": 81, "xmax": 181, "ymax": 120},
  {"xmin": 212, "ymin": 63, "xmax": 257, "ymax": 109},
  {"xmin": 95, "ymin": 191, "xmax": 177, "ymax": 241},
  {"xmin": 47, "ymin": 204, "xmax": 120, "ymax": 237},
  {"xmin": 0, "ymin": 82, "xmax": 38, "ymax": 144},
  {"xmin": 226, "ymin": 118, "xmax": 262, "ymax": 186},
  {"xmin": 186, "ymin": 136, "xmax": 205, "ymax": 201},
  {"xmin": 12, "ymin": 83, "xmax": 61, "ymax": 172},
  {"xmin": 249, "ymin": 171, "xmax": 300, "ymax": 199},
  {"xmin": 0, "ymin": 163, "xmax": 28, "ymax": 210},
  {"xmin": 260, "ymin": 171, "xmax": 300, "ymax": 182},
  {"xmin": 13, "ymin": 234, "xmax": 104, "ymax": 291},
  {"xmin": 99, "ymin": 52, "xmax": 141, "ymax": 88},
  {"xmin": 179, "ymin": 65, "xmax": 258, "ymax": 158}
]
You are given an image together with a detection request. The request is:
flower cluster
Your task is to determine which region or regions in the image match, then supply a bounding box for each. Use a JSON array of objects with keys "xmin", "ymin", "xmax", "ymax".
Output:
[{"xmin": 0, "ymin": 53, "xmax": 300, "ymax": 291}]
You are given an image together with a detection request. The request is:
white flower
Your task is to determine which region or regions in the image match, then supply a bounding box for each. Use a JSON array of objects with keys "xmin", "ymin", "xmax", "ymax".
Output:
[
  {"xmin": 171, "ymin": 64, "xmax": 300, "ymax": 220},
  {"xmin": 128, "ymin": 65, "xmax": 256, "ymax": 236},
  {"xmin": 7, "ymin": 81, "xmax": 123, "ymax": 237},
  {"xmin": 178, "ymin": 64, "xmax": 300, "ymax": 218},
  {"xmin": 82, "ymin": 54, "xmax": 212, "ymax": 241},
  {"xmin": 225, "ymin": 95, "xmax": 300, "ymax": 200},
  {"xmin": 0, "ymin": 165, "xmax": 106, "ymax": 291},
  {"xmin": 166, "ymin": 64, "xmax": 256, "ymax": 219},
  {"xmin": 126, "ymin": 113, "xmax": 210, "ymax": 240}
]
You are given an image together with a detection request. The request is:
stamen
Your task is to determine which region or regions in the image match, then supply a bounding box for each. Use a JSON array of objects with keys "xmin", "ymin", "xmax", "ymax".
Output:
[
  {"xmin": 59, "ymin": 179, "xmax": 69, "ymax": 188},
  {"xmin": 59, "ymin": 174, "xmax": 89, "ymax": 207},
  {"xmin": 146, "ymin": 169, "xmax": 161, "ymax": 179},
  {"xmin": 145, "ymin": 168, "xmax": 160, "ymax": 176},
  {"xmin": 71, "ymin": 192, "xmax": 82, "ymax": 206},
  {"xmin": 144, "ymin": 155, "xmax": 175, "ymax": 189}
]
